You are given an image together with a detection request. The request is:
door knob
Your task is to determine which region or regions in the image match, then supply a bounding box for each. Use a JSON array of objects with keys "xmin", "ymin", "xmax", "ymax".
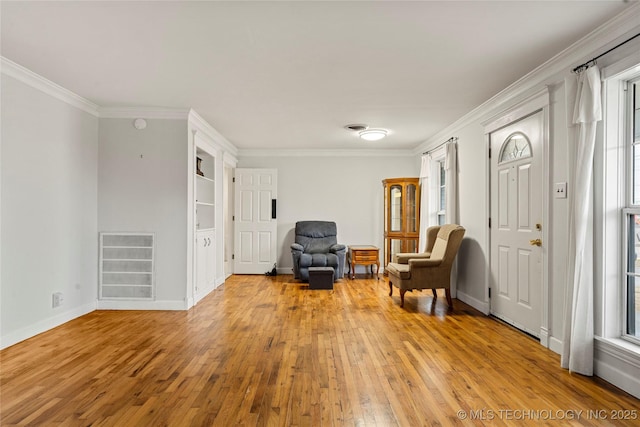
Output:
[{"xmin": 529, "ymin": 238, "xmax": 542, "ymax": 246}]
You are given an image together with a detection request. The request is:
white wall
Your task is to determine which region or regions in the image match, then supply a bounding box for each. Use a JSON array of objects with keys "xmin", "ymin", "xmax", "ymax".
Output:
[
  {"xmin": 237, "ymin": 154, "xmax": 419, "ymax": 274},
  {"xmin": 548, "ymin": 81, "xmax": 571, "ymax": 352},
  {"xmin": 98, "ymin": 118, "xmax": 188, "ymax": 308},
  {"xmin": 452, "ymin": 122, "xmax": 489, "ymax": 309},
  {"xmin": 1, "ymin": 74, "xmax": 98, "ymax": 348}
]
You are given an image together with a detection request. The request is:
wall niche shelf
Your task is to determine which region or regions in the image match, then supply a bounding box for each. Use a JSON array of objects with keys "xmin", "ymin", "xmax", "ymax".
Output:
[{"xmin": 195, "ymin": 147, "xmax": 215, "ymax": 231}]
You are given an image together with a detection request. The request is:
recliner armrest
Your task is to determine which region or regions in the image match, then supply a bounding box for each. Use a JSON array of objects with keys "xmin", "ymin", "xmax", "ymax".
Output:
[
  {"xmin": 394, "ymin": 252, "xmax": 431, "ymax": 264},
  {"xmin": 291, "ymin": 243, "xmax": 304, "ymax": 252},
  {"xmin": 330, "ymin": 244, "xmax": 346, "ymax": 253}
]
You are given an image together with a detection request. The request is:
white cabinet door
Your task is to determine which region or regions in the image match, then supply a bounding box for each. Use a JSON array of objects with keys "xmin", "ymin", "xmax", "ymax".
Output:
[
  {"xmin": 196, "ymin": 230, "xmax": 216, "ymax": 294},
  {"xmin": 205, "ymin": 230, "xmax": 216, "ymax": 287}
]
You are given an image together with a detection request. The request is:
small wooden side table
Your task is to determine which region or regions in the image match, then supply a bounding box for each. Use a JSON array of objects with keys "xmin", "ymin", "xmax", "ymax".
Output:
[{"xmin": 347, "ymin": 245, "xmax": 380, "ymax": 280}]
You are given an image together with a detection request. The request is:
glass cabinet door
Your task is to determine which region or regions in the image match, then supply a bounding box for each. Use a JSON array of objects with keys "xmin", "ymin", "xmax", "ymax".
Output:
[
  {"xmin": 406, "ymin": 183, "xmax": 417, "ymax": 233},
  {"xmin": 390, "ymin": 185, "xmax": 402, "ymax": 232},
  {"xmin": 390, "ymin": 239, "xmax": 402, "ymax": 263}
]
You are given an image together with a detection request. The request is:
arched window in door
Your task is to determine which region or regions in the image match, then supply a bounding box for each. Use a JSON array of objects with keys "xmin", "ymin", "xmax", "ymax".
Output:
[{"xmin": 499, "ymin": 132, "xmax": 532, "ymax": 164}]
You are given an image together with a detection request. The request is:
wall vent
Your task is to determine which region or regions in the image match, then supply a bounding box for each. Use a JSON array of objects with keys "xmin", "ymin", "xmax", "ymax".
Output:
[{"xmin": 99, "ymin": 233, "xmax": 154, "ymax": 300}]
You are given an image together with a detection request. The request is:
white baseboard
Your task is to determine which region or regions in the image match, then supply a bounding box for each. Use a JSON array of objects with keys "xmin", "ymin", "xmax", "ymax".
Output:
[
  {"xmin": 549, "ymin": 336, "xmax": 563, "ymax": 355},
  {"xmin": 594, "ymin": 337, "xmax": 640, "ymax": 399},
  {"xmin": 1, "ymin": 301, "xmax": 96, "ymax": 350},
  {"xmin": 277, "ymin": 268, "xmax": 294, "ymax": 275},
  {"xmin": 540, "ymin": 327, "xmax": 550, "ymax": 348},
  {"xmin": 456, "ymin": 290, "xmax": 490, "ymax": 314},
  {"xmin": 96, "ymin": 299, "xmax": 187, "ymax": 310}
]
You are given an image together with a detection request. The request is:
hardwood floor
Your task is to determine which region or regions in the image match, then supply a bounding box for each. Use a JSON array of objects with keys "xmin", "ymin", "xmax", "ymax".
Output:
[{"xmin": 1, "ymin": 274, "xmax": 638, "ymax": 426}]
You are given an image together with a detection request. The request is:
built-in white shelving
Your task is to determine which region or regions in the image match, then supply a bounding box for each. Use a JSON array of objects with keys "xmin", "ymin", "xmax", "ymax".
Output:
[
  {"xmin": 196, "ymin": 148, "xmax": 215, "ymax": 231},
  {"xmin": 194, "ymin": 139, "xmax": 217, "ymax": 299}
]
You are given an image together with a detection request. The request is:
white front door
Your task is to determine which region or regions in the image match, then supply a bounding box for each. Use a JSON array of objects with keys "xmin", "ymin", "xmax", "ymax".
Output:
[
  {"xmin": 234, "ymin": 168, "xmax": 278, "ymax": 274},
  {"xmin": 490, "ymin": 111, "xmax": 543, "ymax": 337}
]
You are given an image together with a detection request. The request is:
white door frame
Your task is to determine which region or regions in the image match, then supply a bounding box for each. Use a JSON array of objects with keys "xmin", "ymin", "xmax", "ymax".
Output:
[{"xmin": 483, "ymin": 88, "xmax": 551, "ymax": 347}]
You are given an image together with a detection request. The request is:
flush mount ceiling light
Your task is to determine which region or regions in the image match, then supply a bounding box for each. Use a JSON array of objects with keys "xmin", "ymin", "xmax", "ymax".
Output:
[{"xmin": 359, "ymin": 129, "xmax": 387, "ymax": 141}]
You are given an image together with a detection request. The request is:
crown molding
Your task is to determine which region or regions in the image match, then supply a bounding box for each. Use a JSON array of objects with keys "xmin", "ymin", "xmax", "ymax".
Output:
[
  {"xmin": 237, "ymin": 148, "xmax": 415, "ymax": 158},
  {"xmin": 482, "ymin": 87, "xmax": 550, "ymax": 133},
  {"xmin": 1, "ymin": 56, "xmax": 100, "ymax": 116},
  {"xmin": 223, "ymin": 151, "xmax": 238, "ymax": 167},
  {"xmin": 414, "ymin": 2, "xmax": 640, "ymax": 155},
  {"xmin": 98, "ymin": 106, "xmax": 190, "ymax": 120},
  {"xmin": 188, "ymin": 109, "xmax": 238, "ymax": 157}
]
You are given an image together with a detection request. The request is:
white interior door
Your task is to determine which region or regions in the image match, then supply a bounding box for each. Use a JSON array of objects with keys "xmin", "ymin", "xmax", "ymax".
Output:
[
  {"xmin": 234, "ymin": 168, "xmax": 278, "ymax": 274},
  {"xmin": 490, "ymin": 111, "xmax": 543, "ymax": 337},
  {"xmin": 223, "ymin": 163, "xmax": 234, "ymax": 277}
]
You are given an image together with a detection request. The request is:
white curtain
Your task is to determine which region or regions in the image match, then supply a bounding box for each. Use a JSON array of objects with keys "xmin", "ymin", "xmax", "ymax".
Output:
[
  {"xmin": 445, "ymin": 141, "xmax": 459, "ymax": 296},
  {"xmin": 561, "ymin": 65, "xmax": 602, "ymax": 375},
  {"xmin": 418, "ymin": 154, "xmax": 431, "ymax": 251},
  {"xmin": 445, "ymin": 141, "xmax": 459, "ymax": 224}
]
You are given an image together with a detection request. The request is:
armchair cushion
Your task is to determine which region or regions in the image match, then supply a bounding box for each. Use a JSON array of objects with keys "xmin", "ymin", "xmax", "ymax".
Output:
[
  {"xmin": 430, "ymin": 237, "xmax": 448, "ymax": 260},
  {"xmin": 299, "ymin": 253, "xmax": 313, "ymax": 268},
  {"xmin": 386, "ymin": 263, "xmax": 410, "ymax": 280}
]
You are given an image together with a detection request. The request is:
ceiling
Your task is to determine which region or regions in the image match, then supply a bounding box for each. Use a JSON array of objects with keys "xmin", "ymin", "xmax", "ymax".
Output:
[{"xmin": 1, "ymin": 1, "xmax": 632, "ymax": 152}]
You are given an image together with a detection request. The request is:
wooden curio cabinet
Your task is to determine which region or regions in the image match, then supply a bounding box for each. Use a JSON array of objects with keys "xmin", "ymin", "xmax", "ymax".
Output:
[{"xmin": 382, "ymin": 178, "xmax": 420, "ymax": 272}]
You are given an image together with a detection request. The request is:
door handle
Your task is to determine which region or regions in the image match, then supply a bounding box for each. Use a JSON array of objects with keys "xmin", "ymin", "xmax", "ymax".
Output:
[{"xmin": 529, "ymin": 238, "xmax": 542, "ymax": 247}]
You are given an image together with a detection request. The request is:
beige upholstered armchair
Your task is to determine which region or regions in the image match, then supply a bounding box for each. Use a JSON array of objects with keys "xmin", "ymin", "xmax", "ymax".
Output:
[{"xmin": 387, "ymin": 224, "xmax": 465, "ymax": 308}]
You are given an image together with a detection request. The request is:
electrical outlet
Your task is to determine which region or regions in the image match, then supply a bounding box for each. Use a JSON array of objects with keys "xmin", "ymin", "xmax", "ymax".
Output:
[{"xmin": 52, "ymin": 292, "xmax": 63, "ymax": 308}]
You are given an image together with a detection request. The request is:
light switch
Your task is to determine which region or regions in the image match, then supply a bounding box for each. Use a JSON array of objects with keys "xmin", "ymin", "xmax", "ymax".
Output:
[{"xmin": 554, "ymin": 182, "xmax": 567, "ymax": 199}]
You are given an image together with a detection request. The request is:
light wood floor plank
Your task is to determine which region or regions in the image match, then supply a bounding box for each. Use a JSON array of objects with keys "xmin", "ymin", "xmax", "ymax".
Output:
[{"xmin": 1, "ymin": 274, "xmax": 639, "ymax": 426}]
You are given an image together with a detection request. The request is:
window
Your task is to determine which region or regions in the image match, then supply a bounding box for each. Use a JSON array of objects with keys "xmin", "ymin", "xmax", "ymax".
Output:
[
  {"xmin": 498, "ymin": 132, "xmax": 532, "ymax": 164},
  {"xmin": 624, "ymin": 77, "xmax": 640, "ymax": 342},
  {"xmin": 425, "ymin": 146, "xmax": 449, "ymax": 228}
]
